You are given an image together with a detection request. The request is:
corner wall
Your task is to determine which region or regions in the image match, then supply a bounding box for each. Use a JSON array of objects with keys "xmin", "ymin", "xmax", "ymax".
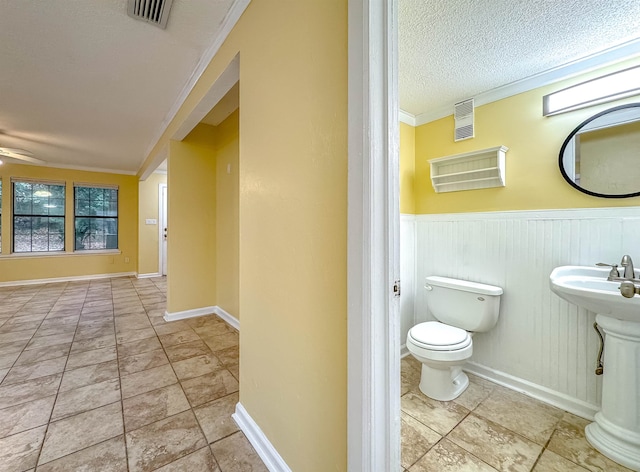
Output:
[
  {"xmin": 139, "ymin": 1, "xmax": 348, "ymax": 469},
  {"xmin": 167, "ymin": 124, "xmax": 217, "ymax": 313},
  {"xmin": 215, "ymin": 110, "xmax": 239, "ymax": 319}
]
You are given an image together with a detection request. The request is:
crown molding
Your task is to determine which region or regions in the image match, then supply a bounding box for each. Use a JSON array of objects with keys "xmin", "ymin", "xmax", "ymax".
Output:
[
  {"xmin": 412, "ymin": 37, "xmax": 640, "ymax": 127},
  {"xmin": 399, "ymin": 109, "xmax": 416, "ymax": 126}
]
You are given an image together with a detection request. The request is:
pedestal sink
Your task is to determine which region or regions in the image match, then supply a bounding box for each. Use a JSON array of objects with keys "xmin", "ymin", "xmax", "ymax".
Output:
[{"xmin": 550, "ymin": 266, "xmax": 640, "ymax": 471}]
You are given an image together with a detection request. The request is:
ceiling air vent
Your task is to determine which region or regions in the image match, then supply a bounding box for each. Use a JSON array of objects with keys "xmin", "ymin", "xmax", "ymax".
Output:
[
  {"xmin": 127, "ymin": 0, "xmax": 174, "ymax": 29},
  {"xmin": 454, "ymin": 98, "xmax": 474, "ymax": 142}
]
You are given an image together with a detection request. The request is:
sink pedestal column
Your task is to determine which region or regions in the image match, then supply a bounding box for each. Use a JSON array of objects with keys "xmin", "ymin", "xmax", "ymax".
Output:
[{"xmin": 586, "ymin": 314, "xmax": 640, "ymax": 471}]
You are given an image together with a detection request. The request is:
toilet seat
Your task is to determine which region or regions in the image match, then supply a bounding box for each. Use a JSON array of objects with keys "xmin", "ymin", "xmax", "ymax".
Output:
[{"xmin": 408, "ymin": 321, "xmax": 471, "ymax": 351}]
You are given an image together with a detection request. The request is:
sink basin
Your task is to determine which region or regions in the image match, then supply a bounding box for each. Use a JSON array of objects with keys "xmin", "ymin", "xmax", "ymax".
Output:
[{"xmin": 550, "ymin": 265, "xmax": 640, "ymax": 321}]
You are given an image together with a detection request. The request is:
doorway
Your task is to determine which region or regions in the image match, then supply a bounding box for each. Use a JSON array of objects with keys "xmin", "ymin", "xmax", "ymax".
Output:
[{"xmin": 159, "ymin": 183, "xmax": 168, "ymax": 276}]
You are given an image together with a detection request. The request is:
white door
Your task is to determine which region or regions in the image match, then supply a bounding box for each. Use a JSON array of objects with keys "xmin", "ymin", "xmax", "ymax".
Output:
[{"xmin": 160, "ymin": 184, "xmax": 168, "ymax": 276}]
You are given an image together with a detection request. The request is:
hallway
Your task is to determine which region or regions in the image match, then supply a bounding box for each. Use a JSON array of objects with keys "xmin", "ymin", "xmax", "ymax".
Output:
[{"xmin": 0, "ymin": 276, "xmax": 266, "ymax": 471}]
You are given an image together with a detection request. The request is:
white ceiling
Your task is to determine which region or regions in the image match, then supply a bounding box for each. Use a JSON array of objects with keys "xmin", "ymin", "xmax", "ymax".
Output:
[
  {"xmin": 3, "ymin": 1, "xmax": 640, "ymax": 175},
  {"xmin": 0, "ymin": 0, "xmax": 235, "ymax": 174},
  {"xmin": 400, "ymin": 0, "xmax": 640, "ymax": 121}
]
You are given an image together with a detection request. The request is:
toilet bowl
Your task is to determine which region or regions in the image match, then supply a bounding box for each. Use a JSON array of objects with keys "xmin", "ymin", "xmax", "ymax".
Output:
[{"xmin": 407, "ymin": 276, "xmax": 502, "ymax": 401}]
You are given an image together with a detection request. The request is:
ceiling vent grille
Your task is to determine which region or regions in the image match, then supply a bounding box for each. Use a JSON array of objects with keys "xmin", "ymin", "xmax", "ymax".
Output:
[
  {"xmin": 127, "ymin": 0, "xmax": 174, "ymax": 29},
  {"xmin": 454, "ymin": 98, "xmax": 475, "ymax": 141}
]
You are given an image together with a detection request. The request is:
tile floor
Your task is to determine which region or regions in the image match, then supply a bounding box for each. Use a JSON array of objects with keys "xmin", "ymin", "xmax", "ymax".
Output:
[
  {"xmin": 401, "ymin": 356, "xmax": 634, "ymax": 472},
  {"xmin": 0, "ymin": 276, "xmax": 268, "ymax": 471}
]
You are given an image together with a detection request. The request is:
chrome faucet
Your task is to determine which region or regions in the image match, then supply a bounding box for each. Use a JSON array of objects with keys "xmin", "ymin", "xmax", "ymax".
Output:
[{"xmin": 621, "ymin": 255, "xmax": 635, "ymax": 279}]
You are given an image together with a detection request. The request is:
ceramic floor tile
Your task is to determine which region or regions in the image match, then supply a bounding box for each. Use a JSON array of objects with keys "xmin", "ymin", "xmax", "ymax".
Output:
[
  {"xmin": 193, "ymin": 392, "xmax": 240, "ymax": 444},
  {"xmin": 210, "ymin": 431, "xmax": 268, "ymax": 472},
  {"xmin": 59, "ymin": 359, "xmax": 119, "ymax": 392},
  {"xmin": 401, "ymin": 411, "xmax": 441, "ymax": 469},
  {"xmin": 164, "ymin": 339, "xmax": 212, "ymax": 362},
  {"xmin": 193, "ymin": 322, "xmax": 234, "ymax": 338},
  {"xmin": 452, "ymin": 374, "xmax": 495, "ymax": 411},
  {"xmin": 0, "ymin": 329, "xmax": 36, "ymax": 344},
  {"xmin": 533, "ymin": 449, "xmax": 590, "ymax": 471},
  {"xmin": 448, "ymin": 414, "xmax": 543, "ymax": 472},
  {"xmin": 25, "ymin": 332, "xmax": 75, "ymax": 350},
  {"xmin": 474, "ymin": 386, "xmax": 564, "ymax": 445},
  {"xmin": 0, "ymin": 424, "xmax": 47, "ymax": 471},
  {"xmin": 0, "ymin": 340, "xmax": 30, "ymax": 358},
  {"xmin": 181, "ymin": 370, "xmax": 239, "ymax": 407},
  {"xmin": 125, "ymin": 410, "xmax": 207, "ymax": 472},
  {"xmin": 0, "ymin": 373, "xmax": 62, "ymax": 409},
  {"xmin": 409, "ymin": 438, "xmax": 498, "ymax": 472},
  {"xmin": 36, "ymin": 435, "xmax": 128, "ymax": 472},
  {"xmin": 153, "ymin": 320, "xmax": 193, "ymax": 336},
  {"xmin": 547, "ymin": 413, "xmax": 634, "ymax": 472},
  {"xmin": 159, "ymin": 329, "xmax": 201, "ymax": 348},
  {"xmin": 0, "ymin": 394, "xmax": 56, "ymax": 438},
  {"xmin": 171, "ymin": 353, "xmax": 223, "ymax": 380},
  {"xmin": 401, "ymin": 390, "xmax": 470, "ymax": 435},
  {"xmin": 117, "ymin": 336, "xmax": 162, "ymax": 358},
  {"xmin": 14, "ymin": 343, "xmax": 72, "ymax": 366},
  {"xmin": 214, "ymin": 345, "xmax": 239, "ymax": 367},
  {"xmin": 52, "ymin": 378, "xmax": 121, "ymax": 420},
  {"xmin": 202, "ymin": 332, "xmax": 239, "ymax": 352},
  {"xmin": 70, "ymin": 334, "xmax": 116, "ymax": 353},
  {"xmin": 153, "ymin": 446, "xmax": 220, "ymax": 471},
  {"xmin": 115, "ymin": 326, "xmax": 156, "ymax": 344},
  {"xmin": 118, "ymin": 348, "xmax": 169, "ymax": 376},
  {"xmin": 2, "ymin": 356, "xmax": 67, "ymax": 385},
  {"xmin": 123, "ymin": 383, "xmax": 191, "ymax": 432},
  {"xmin": 401, "ymin": 357, "xmax": 422, "ymax": 396},
  {"xmin": 0, "ymin": 351, "xmax": 22, "ymax": 370},
  {"xmin": 65, "ymin": 345, "xmax": 117, "ymax": 370},
  {"xmin": 120, "ymin": 363, "xmax": 177, "ymax": 399},
  {"xmin": 39, "ymin": 401, "xmax": 124, "ymax": 465}
]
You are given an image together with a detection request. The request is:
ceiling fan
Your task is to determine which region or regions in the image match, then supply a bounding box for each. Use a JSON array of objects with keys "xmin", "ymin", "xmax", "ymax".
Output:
[{"xmin": 0, "ymin": 147, "xmax": 46, "ymax": 165}]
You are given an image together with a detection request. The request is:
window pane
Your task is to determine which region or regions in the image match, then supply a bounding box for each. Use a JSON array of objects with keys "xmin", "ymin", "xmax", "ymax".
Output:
[
  {"xmin": 74, "ymin": 187, "xmax": 117, "ymax": 251},
  {"xmin": 47, "ymin": 198, "xmax": 65, "ymax": 216},
  {"xmin": 50, "ymin": 185, "xmax": 65, "ymax": 199}
]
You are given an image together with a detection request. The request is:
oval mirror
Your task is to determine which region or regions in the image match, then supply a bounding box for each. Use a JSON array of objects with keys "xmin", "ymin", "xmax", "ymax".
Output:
[{"xmin": 559, "ymin": 103, "xmax": 640, "ymax": 198}]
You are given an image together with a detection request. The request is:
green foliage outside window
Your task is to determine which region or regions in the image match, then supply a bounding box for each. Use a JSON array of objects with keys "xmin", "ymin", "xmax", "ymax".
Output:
[
  {"xmin": 13, "ymin": 181, "xmax": 65, "ymax": 252},
  {"xmin": 74, "ymin": 186, "xmax": 118, "ymax": 250}
]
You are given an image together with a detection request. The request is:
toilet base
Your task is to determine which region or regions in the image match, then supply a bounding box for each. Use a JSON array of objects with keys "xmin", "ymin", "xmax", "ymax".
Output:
[{"xmin": 418, "ymin": 363, "xmax": 469, "ymax": 401}]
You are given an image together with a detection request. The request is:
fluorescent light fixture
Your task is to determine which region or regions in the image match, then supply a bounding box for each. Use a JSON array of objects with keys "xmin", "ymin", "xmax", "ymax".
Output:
[{"xmin": 543, "ymin": 65, "xmax": 640, "ymax": 116}]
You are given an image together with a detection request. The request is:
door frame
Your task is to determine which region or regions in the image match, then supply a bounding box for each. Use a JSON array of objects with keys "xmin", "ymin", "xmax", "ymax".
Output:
[
  {"xmin": 348, "ymin": 0, "xmax": 400, "ymax": 470},
  {"xmin": 158, "ymin": 183, "xmax": 168, "ymax": 276}
]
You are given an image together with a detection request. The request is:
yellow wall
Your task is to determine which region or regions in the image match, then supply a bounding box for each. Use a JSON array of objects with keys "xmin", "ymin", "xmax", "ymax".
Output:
[
  {"xmin": 0, "ymin": 163, "xmax": 138, "ymax": 282},
  {"xmin": 140, "ymin": 1, "xmax": 347, "ymax": 469},
  {"xmin": 414, "ymin": 61, "xmax": 640, "ymax": 214},
  {"xmin": 167, "ymin": 125, "xmax": 217, "ymax": 313},
  {"xmin": 215, "ymin": 110, "xmax": 239, "ymax": 318},
  {"xmin": 138, "ymin": 172, "xmax": 167, "ymax": 275},
  {"xmin": 400, "ymin": 121, "xmax": 416, "ymax": 214}
]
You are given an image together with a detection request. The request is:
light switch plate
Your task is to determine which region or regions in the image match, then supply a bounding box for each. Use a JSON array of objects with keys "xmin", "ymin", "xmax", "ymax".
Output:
[{"xmin": 145, "ymin": 219, "xmax": 157, "ymax": 225}]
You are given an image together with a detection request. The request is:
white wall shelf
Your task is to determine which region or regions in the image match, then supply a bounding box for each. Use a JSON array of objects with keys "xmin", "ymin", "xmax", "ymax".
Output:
[{"xmin": 429, "ymin": 145, "xmax": 508, "ymax": 193}]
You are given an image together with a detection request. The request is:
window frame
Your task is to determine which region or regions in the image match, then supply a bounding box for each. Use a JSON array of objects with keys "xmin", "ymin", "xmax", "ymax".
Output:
[
  {"xmin": 11, "ymin": 179, "xmax": 66, "ymax": 254},
  {"xmin": 73, "ymin": 183, "xmax": 119, "ymax": 252}
]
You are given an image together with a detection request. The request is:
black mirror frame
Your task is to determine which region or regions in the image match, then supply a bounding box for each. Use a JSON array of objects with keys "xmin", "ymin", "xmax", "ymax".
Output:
[{"xmin": 559, "ymin": 102, "xmax": 640, "ymax": 199}]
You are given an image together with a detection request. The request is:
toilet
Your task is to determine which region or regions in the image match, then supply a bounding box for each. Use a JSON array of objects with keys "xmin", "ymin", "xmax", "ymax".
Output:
[{"xmin": 406, "ymin": 276, "xmax": 503, "ymax": 401}]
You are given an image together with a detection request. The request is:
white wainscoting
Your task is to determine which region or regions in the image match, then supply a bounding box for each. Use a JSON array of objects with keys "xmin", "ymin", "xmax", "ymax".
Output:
[
  {"xmin": 400, "ymin": 215, "xmax": 416, "ymax": 356},
  {"xmin": 403, "ymin": 207, "xmax": 640, "ymax": 416}
]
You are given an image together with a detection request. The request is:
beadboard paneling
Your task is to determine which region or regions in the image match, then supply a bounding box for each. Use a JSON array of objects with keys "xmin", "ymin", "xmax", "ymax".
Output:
[
  {"xmin": 409, "ymin": 207, "xmax": 640, "ymax": 410},
  {"xmin": 400, "ymin": 215, "xmax": 415, "ymax": 353}
]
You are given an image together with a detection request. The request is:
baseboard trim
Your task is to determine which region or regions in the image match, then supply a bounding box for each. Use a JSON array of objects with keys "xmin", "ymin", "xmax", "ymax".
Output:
[
  {"xmin": 233, "ymin": 403, "xmax": 292, "ymax": 472},
  {"xmin": 214, "ymin": 306, "xmax": 240, "ymax": 331},
  {"xmin": 0, "ymin": 271, "xmax": 136, "ymax": 288},
  {"xmin": 163, "ymin": 304, "xmax": 240, "ymax": 330},
  {"xmin": 400, "ymin": 344, "xmax": 410, "ymax": 358},
  {"xmin": 465, "ymin": 361, "xmax": 599, "ymax": 420},
  {"xmin": 164, "ymin": 306, "xmax": 216, "ymax": 322},
  {"xmin": 136, "ymin": 272, "xmax": 161, "ymax": 279}
]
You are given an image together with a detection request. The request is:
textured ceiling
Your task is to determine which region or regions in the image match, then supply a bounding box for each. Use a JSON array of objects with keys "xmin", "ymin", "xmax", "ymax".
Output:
[
  {"xmin": 400, "ymin": 0, "xmax": 640, "ymax": 119},
  {"xmin": 0, "ymin": 0, "xmax": 235, "ymax": 173}
]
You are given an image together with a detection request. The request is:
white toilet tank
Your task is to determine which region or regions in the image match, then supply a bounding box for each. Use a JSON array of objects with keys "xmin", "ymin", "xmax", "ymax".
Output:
[{"xmin": 425, "ymin": 276, "xmax": 503, "ymax": 332}]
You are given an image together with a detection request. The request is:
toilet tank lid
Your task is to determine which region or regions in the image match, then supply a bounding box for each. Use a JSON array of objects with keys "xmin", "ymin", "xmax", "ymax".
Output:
[{"xmin": 426, "ymin": 276, "xmax": 503, "ymax": 296}]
